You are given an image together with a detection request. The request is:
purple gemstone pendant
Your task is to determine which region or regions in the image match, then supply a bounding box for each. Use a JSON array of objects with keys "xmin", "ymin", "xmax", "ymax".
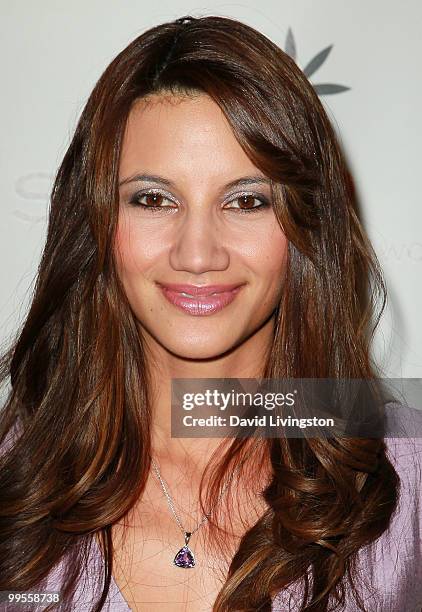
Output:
[{"xmin": 174, "ymin": 532, "xmax": 195, "ymax": 568}]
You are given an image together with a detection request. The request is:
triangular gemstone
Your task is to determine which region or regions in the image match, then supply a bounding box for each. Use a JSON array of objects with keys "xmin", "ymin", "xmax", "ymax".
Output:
[{"xmin": 174, "ymin": 545, "xmax": 195, "ymax": 568}]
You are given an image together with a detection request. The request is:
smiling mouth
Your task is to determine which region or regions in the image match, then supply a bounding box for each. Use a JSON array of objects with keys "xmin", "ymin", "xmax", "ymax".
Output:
[
  {"xmin": 179, "ymin": 291, "xmax": 221, "ymax": 298},
  {"xmin": 158, "ymin": 285, "xmax": 245, "ymax": 316}
]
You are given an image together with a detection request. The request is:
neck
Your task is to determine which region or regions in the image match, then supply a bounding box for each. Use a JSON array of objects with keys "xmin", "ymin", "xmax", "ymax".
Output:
[{"xmin": 142, "ymin": 315, "xmax": 274, "ymax": 471}]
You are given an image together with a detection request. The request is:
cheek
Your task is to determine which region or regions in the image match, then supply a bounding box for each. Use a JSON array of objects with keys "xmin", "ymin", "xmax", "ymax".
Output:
[
  {"xmin": 113, "ymin": 217, "xmax": 147, "ymax": 282},
  {"xmin": 269, "ymin": 234, "xmax": 288, "ymax": 273},
  {"xmin": 114, "ymin": 220, "xmax": 133, "ymax": 274},
  {"xmin": 251, "ymin": 229, "xmax": 288, "ymax": 280},
  {"xmin": 114, "ymin": 213, "xmax": 172, "ymax": 272},
  {"xmin": 262, "ymin": 235, "xmax": 288, "ymax": 308}
]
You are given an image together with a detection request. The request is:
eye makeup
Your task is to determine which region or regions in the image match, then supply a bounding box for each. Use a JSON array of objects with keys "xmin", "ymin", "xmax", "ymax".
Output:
[{"xmin": 126, "ymin": 188, "xmax": 272, "ymax": 215}]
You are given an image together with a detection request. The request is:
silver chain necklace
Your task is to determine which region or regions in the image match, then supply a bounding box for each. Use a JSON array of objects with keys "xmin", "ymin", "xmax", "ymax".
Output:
[{"xmin": 150, "ymin": 456, "xmax": 242, "ymax": 568}]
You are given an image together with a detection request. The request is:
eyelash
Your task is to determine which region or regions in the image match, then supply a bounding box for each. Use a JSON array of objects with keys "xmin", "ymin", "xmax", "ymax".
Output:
[{"xmin": 128, "ymin": 189, "xmax": 271, "ymax": 215}]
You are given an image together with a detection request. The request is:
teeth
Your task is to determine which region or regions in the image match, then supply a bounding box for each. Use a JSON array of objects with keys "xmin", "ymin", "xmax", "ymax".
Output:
[{"xmin": 180, "ymin": 291, "xmax": 219, "ymax": 298}]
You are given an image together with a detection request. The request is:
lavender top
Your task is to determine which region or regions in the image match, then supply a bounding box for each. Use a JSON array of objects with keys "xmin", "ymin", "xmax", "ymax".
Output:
[{"xmin": 2, "ymin": 405, "xmax": 422, "ymax": 611}]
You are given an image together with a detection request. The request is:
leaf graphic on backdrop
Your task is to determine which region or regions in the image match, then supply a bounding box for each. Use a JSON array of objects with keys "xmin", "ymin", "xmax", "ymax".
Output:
[
  {"xmin": 303, "ymin": 45, "xmax": 333, "ymax": 77},
  {"xmin": 285, "ymin": 27, "xmax": 297, "ymax": 60},
  {"xmin": 313, "ymin": 83, "xmax": 350, "ymax": 95}
]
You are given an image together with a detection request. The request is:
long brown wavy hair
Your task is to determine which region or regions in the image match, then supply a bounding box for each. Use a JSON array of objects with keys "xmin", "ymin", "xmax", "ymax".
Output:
[{"xmin": 0, "ymin": 14, "xmax": 399, "ymax": 612}]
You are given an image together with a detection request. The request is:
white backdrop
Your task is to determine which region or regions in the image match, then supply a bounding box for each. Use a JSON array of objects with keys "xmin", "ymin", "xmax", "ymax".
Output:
[{"xmin": 1, "ymin": 0, "xmax": 421, "ymax": 378}]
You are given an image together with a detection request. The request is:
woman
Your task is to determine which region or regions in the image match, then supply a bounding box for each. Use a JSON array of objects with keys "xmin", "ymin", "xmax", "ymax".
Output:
[{"xmin": 0, "ymin": 14, "xmax": 421, "ymax": 612}]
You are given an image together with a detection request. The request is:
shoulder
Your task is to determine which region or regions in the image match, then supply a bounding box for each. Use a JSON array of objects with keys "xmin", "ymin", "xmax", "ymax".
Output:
[
  {"xmin": 36, "ymin": 535, "xmax": 131, "ymax": 611},
  {"xmin": 382, "ymin": 403, "xmax": 422, "ymax": 525},
  {"xmin": 345, "ymin": 403, "xmax": 422, "ymax": 611},
  {"xmin": 384, "ymin": 400, "xmax": 422, "ymax": 439},
  {"xmin": 383, "ymin": 401, "xmax": 422, "ymax": 480},
  {"xmin": 272, "ymin": 405, "xmax": 422, "ymax": 611}
]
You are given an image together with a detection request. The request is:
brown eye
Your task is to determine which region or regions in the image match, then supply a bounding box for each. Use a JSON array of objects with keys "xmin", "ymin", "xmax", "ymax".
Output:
[
  {"xmin": 224, "ymin": 194, "xmax": 269, "ymax": 214},
  {"xmin": 129, "ymin": 190, "xmax": 176, "ymax": 211},
  {"xmin": 237, "ymin": 195, "xmax": 257, "ymax": 209},
  {"xmin": 141, "ymin": 193, "xmax": 165, "ymax": 207}
]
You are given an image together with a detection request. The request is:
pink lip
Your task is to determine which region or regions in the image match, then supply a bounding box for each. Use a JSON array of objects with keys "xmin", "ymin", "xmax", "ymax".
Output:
[{"xmin": 157, "ymin": 282, "xmax": 245, "ymax": 316}]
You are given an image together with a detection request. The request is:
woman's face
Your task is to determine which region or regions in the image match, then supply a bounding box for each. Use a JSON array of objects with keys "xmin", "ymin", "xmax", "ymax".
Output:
[{"xmin": 115, "ymin": 92, "xmax": 287, "ymax": 360}]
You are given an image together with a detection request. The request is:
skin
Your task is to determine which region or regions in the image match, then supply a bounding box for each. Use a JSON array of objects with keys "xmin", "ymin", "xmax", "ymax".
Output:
[
  {"xmin": 111, "ymin": 92, "xmax": 288, "ymax": 611},
  {"xmin": 115, "ymin": 91, "xmax": 288, "ymax": 444}
]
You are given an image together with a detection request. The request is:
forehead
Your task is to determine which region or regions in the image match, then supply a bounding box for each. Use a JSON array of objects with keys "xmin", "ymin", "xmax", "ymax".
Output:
[
  {"xmin": 119, "ymin": 92, "xmax": 264, "ymax": 181},
  {"xmin": 125, "ymin": 91, "xmax": 228, "ymax": 134}
]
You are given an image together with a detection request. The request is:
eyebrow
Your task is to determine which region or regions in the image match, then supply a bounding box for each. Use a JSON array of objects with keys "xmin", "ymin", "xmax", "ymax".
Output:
[{"xmin": 118, "ymin": 173, "xmax": 271, "ymax": 191}]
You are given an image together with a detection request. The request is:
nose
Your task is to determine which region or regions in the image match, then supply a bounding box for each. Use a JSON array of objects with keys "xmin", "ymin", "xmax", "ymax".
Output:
[{"xmin": 169, "ymin": 207, "xmax": 230, "ymax": 274}]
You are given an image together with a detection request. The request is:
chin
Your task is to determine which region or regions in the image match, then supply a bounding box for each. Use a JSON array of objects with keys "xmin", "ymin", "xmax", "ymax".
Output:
[{"xmin": 155, "ymin": 332, "xmax": 240, "ymax": 361}]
